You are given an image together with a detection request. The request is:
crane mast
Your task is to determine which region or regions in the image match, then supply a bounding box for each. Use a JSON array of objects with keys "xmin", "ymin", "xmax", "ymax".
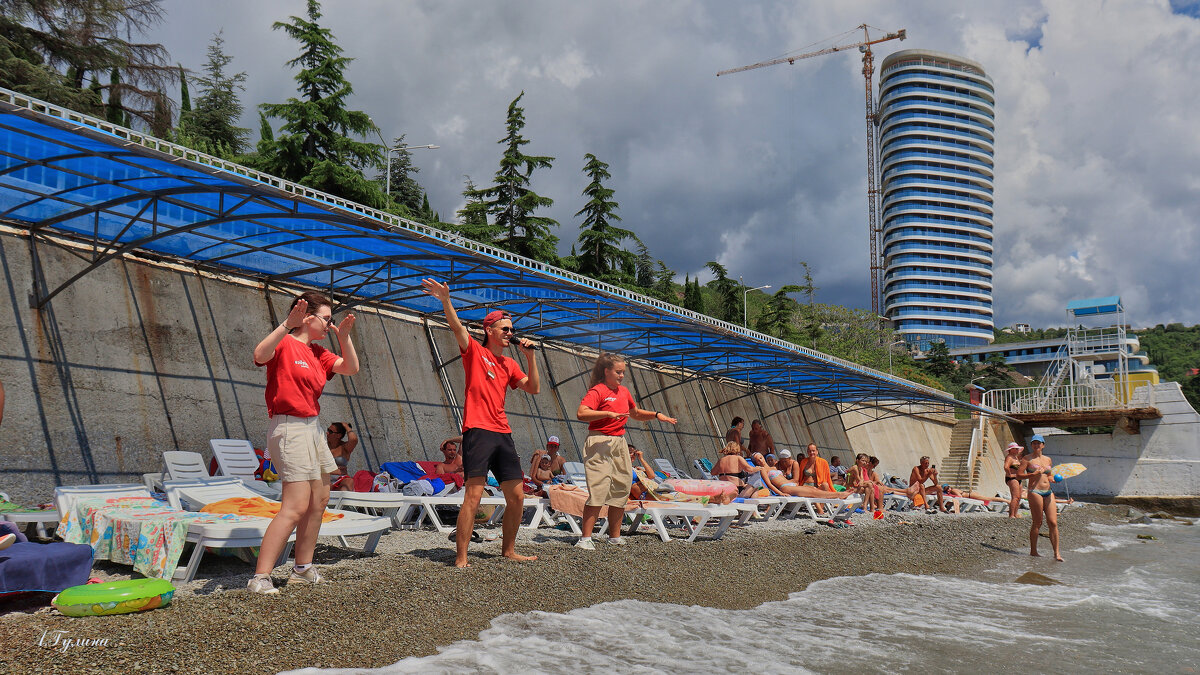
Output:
[{"xmin": 718, "ymin": 25, "xmax": 906, "ymax": 316}]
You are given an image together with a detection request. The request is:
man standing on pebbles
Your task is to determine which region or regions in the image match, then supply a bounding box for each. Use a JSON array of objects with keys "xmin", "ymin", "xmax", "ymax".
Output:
[{"xmin": 423, "ymin": 278, "xmax": 539, "ymax": 567}]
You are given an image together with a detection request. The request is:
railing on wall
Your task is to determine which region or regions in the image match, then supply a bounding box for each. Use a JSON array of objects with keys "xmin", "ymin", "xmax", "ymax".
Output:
[{"xmin": 983, "ymin": 382, "xmax": 1155, "ymax": 414}]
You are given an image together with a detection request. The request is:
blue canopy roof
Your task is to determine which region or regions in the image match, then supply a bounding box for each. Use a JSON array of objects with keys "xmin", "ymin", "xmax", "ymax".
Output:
[
  {"xmin": 0, "ymin": 87, "xmax": 999, "ymax": 417},
  {"xmin": 1066, "ymin": 296, "xmax": 1122, "ymax": 317}
]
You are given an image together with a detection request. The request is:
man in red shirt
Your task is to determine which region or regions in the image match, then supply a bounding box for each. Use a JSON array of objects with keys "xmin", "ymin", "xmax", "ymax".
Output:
[{"xmin": 423, "ymin": 278, "xmax": 540, "ymax": 567}]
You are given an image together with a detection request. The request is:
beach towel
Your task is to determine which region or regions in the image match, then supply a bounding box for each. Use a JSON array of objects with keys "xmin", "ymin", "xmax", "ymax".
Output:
[
  {"xmin": 913, "ymin": 492, "xmax": 926, "ymax": 508},
  {"xmin": 379, "ymin": 461, "xmax": 426, "ymax": 484},
  {"xmin": 352, "ymin": 470, "xmax": 377, "ymax": 493},
  {"xmin": 0, "ymin": 541, "xmax": 93, "ymax": 593},
  {"xmin": 199, "ymin": 497, "xmax": 343, "ymax": 523}
]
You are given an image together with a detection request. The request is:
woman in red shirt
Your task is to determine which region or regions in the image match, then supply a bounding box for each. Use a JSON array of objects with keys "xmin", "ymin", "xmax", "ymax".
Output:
[
  {"xmin": 247, "ymin": 291, "xmax": 359, "ymax": 594},
  {"xmin": 574, "ymin": 353, "xmax": 676, "ymax": 550}
]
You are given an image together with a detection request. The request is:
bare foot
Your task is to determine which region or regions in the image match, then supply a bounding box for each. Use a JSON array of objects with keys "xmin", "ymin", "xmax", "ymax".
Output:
[
  {"xmin": 1030, "ymin": 551, "xmax": 1040, "ymax": 557},
  {"xmin": 1054, "ymin": 554, "xmax": 1064, "ymax": 562},
  {"xmin": 454, "ymin": 558, "xmax": 471, "ymax": 568},
  {"xmin": 503, "ymin": 552, "xmax": 538, "ymax": 562}
]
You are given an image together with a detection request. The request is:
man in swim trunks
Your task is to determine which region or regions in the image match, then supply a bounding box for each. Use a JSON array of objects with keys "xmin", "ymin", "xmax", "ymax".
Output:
[
  {"xmin": 747, "ymin": 419, "xmax": 776, "ymax": 456},
  {"xmin": 423, "ymin": 278, "xmax": 540, "ymax": 567},
  {"xmin": 530, "ymin": 436, "xmax": 566, "ymax": 478},
  {"xmin": 725, "ymin": 417, "xmax": 746, "ymax": 452},
  {"xmin": 434, "ymin": 437, "xmax": 464, "ymax": 475},
  {"xmin": 909, "ymin": 456, "xmax": 947, "ymax": 512},
  {"xmin": 1018, "ymin": 434, "xmax": 1063, "ymax": 561}
]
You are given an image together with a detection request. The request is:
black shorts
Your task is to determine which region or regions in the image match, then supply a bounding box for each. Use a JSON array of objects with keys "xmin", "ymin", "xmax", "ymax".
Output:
[{"xmin": 462, "ymin": 428, "xmax": 524, "ymax": 483}]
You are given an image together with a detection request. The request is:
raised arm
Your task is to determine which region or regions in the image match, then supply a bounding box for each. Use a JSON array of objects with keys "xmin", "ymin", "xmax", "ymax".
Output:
[
  {"xmin": 329, "ymin": 313, "xmax": 359, "ymax": 375},
  {"xmin": 254, "ymin": 298, "xmax": 308, "ymax": 365},
  {"xmin": 516, "ymin": 339, "xmax": 540, "ymax": 394},
  {"xmin": 421, "ymin": 278, "xmax": 469, "ymax": 353}
]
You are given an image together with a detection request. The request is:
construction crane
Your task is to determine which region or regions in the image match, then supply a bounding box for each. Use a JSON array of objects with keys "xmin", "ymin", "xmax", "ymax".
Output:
[{"xmin": 718, "ymin": 24, "xmax": 906, "ymax": 316}]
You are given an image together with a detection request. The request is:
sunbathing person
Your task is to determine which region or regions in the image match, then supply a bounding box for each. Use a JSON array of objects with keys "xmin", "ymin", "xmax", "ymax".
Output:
[
  {"xmin": 829, "ymin": 455, "xmax": 848, "ymax": 486},
  {"xmin": 527, "ymin": 454, "xmax": 556, "ymax": 496},
  {"xmin": 747, "ymin": 419, "xmax": 776, "ymax": 456},
  {"xmin": 530, "ymin": 436, "xmax": 566, "ymax": 478},
  {"xmin": 1018, "ymin": 434, "xmax": 1063, "ymax": 562},
  {"xmin": 846, "ymin": 453, "xmax": 884, "ymax": 513},
  {"xmin": 747, "ymin": 452, "xmax": 844, "ymax": 500},
  {"xmin": 909, "ymin": 456, "xmax": 947, "ymax": 512},
  {"xmin": 712, "ymin": 441, "xmax": 757, "ymax": 486},
  {"xmin": 434, "ymin": 437, "xmax": 464, "ymax": 475},
  {"xmin": 1003, "ymin": 442, "xmax": 1023, "ymax": 518}
]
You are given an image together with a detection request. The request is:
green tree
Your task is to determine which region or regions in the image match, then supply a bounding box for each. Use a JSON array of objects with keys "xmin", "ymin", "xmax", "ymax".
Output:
[
  {"xmin": 255, "ymin": 0, "xmax": 384, "ymax": 207},
  {"xmin": 378, "ymin": 134, "xmax": 425, "ymax": 216},
  {"xmin": 575, "ymin": 153, "xmax": 635, "ymax": 278},
  {"xmin": 650, "ymin": 261, "xmax": 677, "ymax": 303},
  {"xmin": 924, "ymin": 341, "xmax": 956, "ymax": 378},
  {"xmin": 755, "ymin": 285, "xmax": 803, "ymax": 340},
  {"xmin": 0, "ymin": 0, "xmax": 176, "ymax": 126},
  {"xmin": 466, "ymin": 91, "xmax": 558, "ymax": 262},
  {"xmin": 682, "ymin": 275, "xmax": 705, "ymax": 314},
  {"xmin": 453, "ymin": 176, "xmax": 502, "ymax": 242},
  {"xmin": 178, "ymin": 31, "xmax": 248, "ymax": 158},
  {"xmin": 704, "ymin": 261, "xmax": 739, "ymax": 324}
]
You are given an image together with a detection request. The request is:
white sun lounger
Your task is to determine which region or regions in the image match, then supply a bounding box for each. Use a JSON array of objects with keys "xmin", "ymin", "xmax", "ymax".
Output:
[
  {"xmin": 734, "ymin": 496, "xmax": 787, "ymax": 523},
  {"xmin": 692, "ymin": 458, "xmax": 715, "ymax": 480},
  {"xmin": 163, "ymin": 478, "xmax": 389, "ymax": 553},
  {"xmin": 653, "ymin": 458, "xmax": 691, "ymax": 480},
  {"xmin": 793, "ymin": 494, "xmax": 861, "ymax": 522},
  {"xmin": 562, "ymin": 462, "xmax": 588, "ymax": 488},
  {"xmin": 623, "ymin": 502, "xmax": 740, "ymax": 542},
  {"xmin": 207, "ymin": 441, "xmax": 283, "ymax": 498},
  {"xmin": 54, "ymin": 483, "xmax": 290, "ymax": 583},
  {"xmin": 403, "ymin": 494, "xmax": 554, "ymax": 533}
]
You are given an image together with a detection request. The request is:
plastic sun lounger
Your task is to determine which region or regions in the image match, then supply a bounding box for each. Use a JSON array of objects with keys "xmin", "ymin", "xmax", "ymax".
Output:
[
  {"xmin": 163, "ymin": 478, "xmax": 390, "ymax": 553},
  {"xmin": 734, "ymin": 496, "xmax": 787, "ymax": 524},
  {"xmin": 54, "ymin": 483, "xmax": 291, "ymax": 583},
  {"xmin": 208, "ymin": 440, "xmax": 283, "ymax": 498},
  {"xmin": 562, "ymin": 462, "xmax": 588, "ymax": 488},
  {"xmin": 693, "ymin": 458, "xmax": 715, "ymax": 480},
  {"xmin": 327, "ymin": 490, "xmax": 423, "ymax": 529},
  {"xmin": 404, "ymin": 494, "xmax": 554, "ymax": 533},
  {"xmin": 794, "ymin": 494, "xmax": 862, "ymax": 523},
  {"xmin": 652, "ymin": 458, "xmax": 691, "ymax": 480},
  {"xmin": 622, "ymin": 502, "xmax": 740, "ymax": 543}
]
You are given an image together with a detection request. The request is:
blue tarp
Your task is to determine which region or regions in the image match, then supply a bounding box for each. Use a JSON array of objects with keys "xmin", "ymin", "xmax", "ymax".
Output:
[{"xmin": 0, "ymin": 87, "xmax": 994, "ymax": 413}]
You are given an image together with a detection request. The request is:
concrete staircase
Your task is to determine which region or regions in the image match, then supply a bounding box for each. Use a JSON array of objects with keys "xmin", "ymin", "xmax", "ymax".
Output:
[{"xmin": 940, "ymin": 419, "xmax": 980, "ymax": 490}]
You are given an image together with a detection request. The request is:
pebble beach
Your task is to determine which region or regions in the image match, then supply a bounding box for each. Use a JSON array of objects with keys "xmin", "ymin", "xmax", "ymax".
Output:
[{"xmin": 0, "ymin": 504, "xmax": 1125, "ymax": 674}]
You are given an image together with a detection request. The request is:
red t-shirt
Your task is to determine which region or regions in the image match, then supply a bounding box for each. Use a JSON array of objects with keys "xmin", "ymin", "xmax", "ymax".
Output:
[
  {"xmin": 460, "ymin": 337, "xmax": 527, "ymax": 434},
  {"xmin": 581, "ymin": 383, "xmax": 636, "ymax": 436},
  {"xmin": 258, "ymin": 335, "xmax": 339, "ymax": 418}
]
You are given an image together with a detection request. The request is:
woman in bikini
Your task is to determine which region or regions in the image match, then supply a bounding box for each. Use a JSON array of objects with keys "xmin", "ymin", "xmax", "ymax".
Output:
[
  {"xmin": 326, "ymin": 422, "xmax": 358, "ymax": 489},
  {"xmin": 1018, "ymin": 435, "xmax": 1063, "ymax": 562},
  {"xmin": 846, "ymin": 453, "xmax": 883, "ymax": 514},
  {"xmin": 748, "ymin": 452, "xmax": 844, "ymax": 500},
  {"xmin": 1003, "ymin": 442, "xmax": 1023, "ymax": 518},
  {"xmin": 712, "ymin": 441, "xmax": 757, "ymax": 486}
]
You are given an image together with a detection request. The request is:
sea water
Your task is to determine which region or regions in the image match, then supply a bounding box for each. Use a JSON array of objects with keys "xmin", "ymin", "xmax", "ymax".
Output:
[{"xmin": 287, "ymin": 518, "xmax": 1200, "ymax": 674}]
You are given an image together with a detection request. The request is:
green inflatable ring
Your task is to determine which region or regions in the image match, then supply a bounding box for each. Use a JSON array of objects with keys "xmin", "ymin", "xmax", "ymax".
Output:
[{"xmin": 52, "ymin": 578, "xmax": 176, "ymax": 617}]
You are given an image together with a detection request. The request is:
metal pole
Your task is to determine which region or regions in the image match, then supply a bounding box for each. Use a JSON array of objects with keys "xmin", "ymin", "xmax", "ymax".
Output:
[{"xmin": 385, "ymin": 150, "xmax": 392, "ymax": 197}]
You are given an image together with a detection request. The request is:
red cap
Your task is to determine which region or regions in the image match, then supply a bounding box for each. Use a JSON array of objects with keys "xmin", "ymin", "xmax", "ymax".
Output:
[{"xmin": 482, "ymin": 310, "xmax": 511, "ymax": 329}]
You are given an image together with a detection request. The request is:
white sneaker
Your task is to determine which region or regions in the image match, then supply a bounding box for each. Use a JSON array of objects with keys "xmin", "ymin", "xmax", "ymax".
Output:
[
  {"xmin": 247, "ymin": 575, "xmax": 279, "ymax": 595},
  {"xmin": 288, "ymin": 566, "xmax": 323, "ymax": 585},
  {"xmin": 0, "ymin": 533, "xmax": 16, "ymax": 551},
  {"xmin": 606, "ymin": 536, "xmax": 627, "ymax": 546},
  {"xmin": 574, "ymin": 537, "xmax": 596, "ymax": 550}
]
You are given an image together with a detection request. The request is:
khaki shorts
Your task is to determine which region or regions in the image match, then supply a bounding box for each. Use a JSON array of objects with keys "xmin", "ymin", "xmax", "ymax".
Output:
[
  {"xmin": 267, "ymin": 415, "xmax": 338, "ymax": 483},
  {"xmin": 583, "ymin": 433, "xmax": 632, "ymax": 507}
]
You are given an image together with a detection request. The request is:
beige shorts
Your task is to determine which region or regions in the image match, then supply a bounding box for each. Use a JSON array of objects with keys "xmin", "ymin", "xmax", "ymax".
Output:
[
  {"xmin": 267, "ymin": 415, "xmax": 338, "ymax": 483},
  {"xmin": 583, "ymin": 433, "xmax": 633, "ymax": 507}
]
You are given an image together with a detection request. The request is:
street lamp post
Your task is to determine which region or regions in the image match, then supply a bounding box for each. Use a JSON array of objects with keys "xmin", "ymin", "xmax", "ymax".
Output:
[
  {"xmin": 887, "ymin": 339, "xmax": 905, "ymax": 375},
  {"xmin": 740, "ymin": 275, "xmax": 771, "ymax": 328},
  {"xmin": 384, "ymin": 144, "xmax": 439, "ymax": 196}
]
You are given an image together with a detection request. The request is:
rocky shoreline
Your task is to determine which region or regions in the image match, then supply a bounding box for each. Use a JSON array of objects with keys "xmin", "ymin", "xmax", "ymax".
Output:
[{"xmin": 0, "ymin": 505, "xmax": 1125, "ymax": 674}]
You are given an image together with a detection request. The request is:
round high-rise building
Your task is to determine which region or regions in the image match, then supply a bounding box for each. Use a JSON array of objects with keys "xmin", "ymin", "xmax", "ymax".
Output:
[{"xmin": 878, "ymin": 49, "xmax": 994, "ymax": 350}]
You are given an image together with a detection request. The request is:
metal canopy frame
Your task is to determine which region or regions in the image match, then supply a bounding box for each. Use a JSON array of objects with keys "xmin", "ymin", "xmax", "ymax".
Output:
[{"xmin": 0, "ymin": 86, "xmax": 1004, "ymax": 417}]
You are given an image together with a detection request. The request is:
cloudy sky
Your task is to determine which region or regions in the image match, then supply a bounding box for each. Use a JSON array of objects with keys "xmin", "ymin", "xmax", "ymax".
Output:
[{"xmin": 145, "ymin": 0, "xmax": 1200, "ymax": 329}]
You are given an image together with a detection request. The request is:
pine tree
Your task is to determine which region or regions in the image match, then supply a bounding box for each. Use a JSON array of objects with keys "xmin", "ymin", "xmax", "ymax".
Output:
[
  {"xmin": 705, "ymin": 261, "xmax": 740, "ymax": 324},
  {"xmin": 378, "ymin": 134, "xmax": 424, "ymax": 214},
  {"xmin": 652, "ymin": 261, "xmax": 677, "ymax": 303},
  {"xmin": 178, "ymin": 31, "xmax": 249, "ymax": 157},
  {"xmin": 755, "ymin": 285, "xmax": 803, "ymax": 340},
  {"xmin": 255, "ymin": 0, "xmax": 384, "ymax": 207},
  {"xmin": 466, "ymin": 91, "xmax": 558, "ymax": 262},
  {"xmin": 3, "ymin": 0, "xmax": 176, "ymax": 127},
  {"xmin": 454, "ymin": 176, "xmax": 501, "ymax": 242},
  {"xmin": 634, "ymin": 241, "xmax": 654, "ymax": 288},
  {"xmin": 575, "ymin": 153, "xmax": 635, "ymax": 278}
]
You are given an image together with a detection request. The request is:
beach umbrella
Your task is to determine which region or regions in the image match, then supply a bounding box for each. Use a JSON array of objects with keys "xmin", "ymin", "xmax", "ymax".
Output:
[
  {"xmin": 1050, "ymin": 463, "xmax": 1086, "ymax": 506},
  {"xmin": 1051, "ymin": 463, "xmax": 1087, "ymax": 479}
]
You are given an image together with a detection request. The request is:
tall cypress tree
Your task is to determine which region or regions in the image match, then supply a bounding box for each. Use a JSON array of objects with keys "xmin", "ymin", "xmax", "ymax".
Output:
[
  {"xmin": 575, "ymin": 153, "xmax": 635, "ymax": 279},
  {"xmin": 466, "ymin": 91, "xmax": 558, "ymax": 262},
  {"xmin": 256, "ymin": 0, "xmax": 383, "ymax": 207},
  {"xmin": 179, "ymin": 31, "xmax": 249, "ymax": 157}
]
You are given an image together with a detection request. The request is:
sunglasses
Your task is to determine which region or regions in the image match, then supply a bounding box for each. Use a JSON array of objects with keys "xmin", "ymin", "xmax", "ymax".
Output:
[
  {"xmin": 495, "ymin": 326, "xmax": 514, "ymax": 333},
  {"xmin": 311, "ymin": 314, "xmax": 333, "ymax": 327}
]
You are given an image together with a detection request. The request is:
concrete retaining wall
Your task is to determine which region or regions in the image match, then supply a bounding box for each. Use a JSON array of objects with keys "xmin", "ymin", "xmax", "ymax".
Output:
[
  {"xmin": 1, "ymin": 228, "xmax": 955, "ymax": 503},
  {"xmin": 1025, "ymin": 383, "xmax": 1200, "ymax": 497}
]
